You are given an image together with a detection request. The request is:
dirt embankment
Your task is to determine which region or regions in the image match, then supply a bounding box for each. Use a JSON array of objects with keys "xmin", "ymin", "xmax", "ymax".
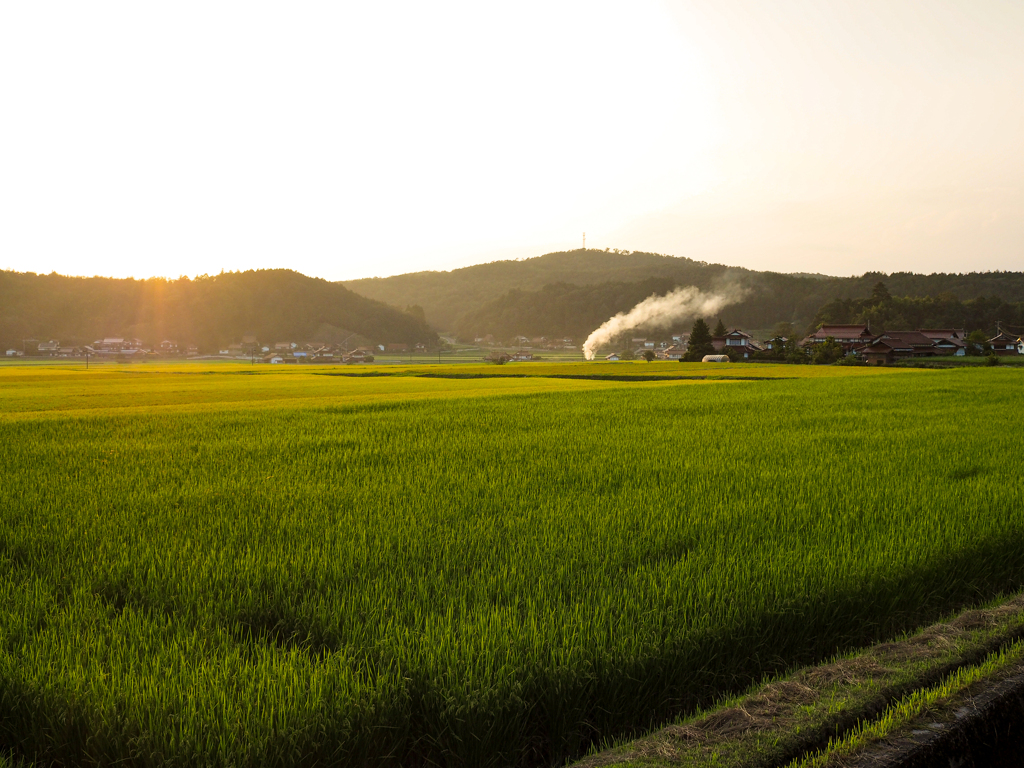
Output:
[{"xmin": 573, "ymin": 595, "xmax": 1024, "ymax": 768}]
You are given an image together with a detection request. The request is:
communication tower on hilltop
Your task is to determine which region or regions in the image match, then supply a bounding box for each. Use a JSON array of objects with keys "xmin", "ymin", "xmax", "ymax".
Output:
[{"xmin": 583, "ymin": 232, "xmax": 586, "ymax": 249}]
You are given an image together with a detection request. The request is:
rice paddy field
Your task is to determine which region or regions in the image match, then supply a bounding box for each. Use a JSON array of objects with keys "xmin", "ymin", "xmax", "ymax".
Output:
[{"xmin": 1, "ymin": 360, "xmax": 1023, "ymax": 767}]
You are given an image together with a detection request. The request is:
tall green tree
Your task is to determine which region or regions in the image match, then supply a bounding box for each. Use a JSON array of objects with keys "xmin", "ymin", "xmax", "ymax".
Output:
[
  {"xmin": 811, "ymin": 336, "xmax": 845, "ymax": 365},
  {"xmin": 684, "ymin": 318, "xmax": 715, "ymax": 361},
  {"xmin": 713, "ymin": 318, "xmax": 727, "ymax": 337}
]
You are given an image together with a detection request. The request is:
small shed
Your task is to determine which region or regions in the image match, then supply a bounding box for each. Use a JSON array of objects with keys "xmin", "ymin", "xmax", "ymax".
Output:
[{"xmin": 702, "ymin": 355, "xmax": 730, "ymax": 363}]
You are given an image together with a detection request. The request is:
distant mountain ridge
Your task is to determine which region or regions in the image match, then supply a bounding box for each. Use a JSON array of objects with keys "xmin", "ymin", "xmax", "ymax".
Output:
[
  {"xmin": 0, "ymin": 269, "xmax": 436, "ymax": 352},
  {"xmin": 344, "ymin": 249, "xmax": 1024, "ymax": 336},
  {"xmin": 6, "ymin": 253, "xmax": 1022, "ymax": 353}
]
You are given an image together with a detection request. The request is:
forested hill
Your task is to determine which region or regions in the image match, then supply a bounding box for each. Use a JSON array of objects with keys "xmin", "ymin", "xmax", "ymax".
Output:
[
  {"xmin": 458, "ymin": 278, "xmax": 1024, "ymax": 342},
  {"xmin": 0, "ymin": 269, "xmax": 437, "ymax": 351},
  {"xmin": 345, "ymin": 249, "xmax": 1024, "ymax": 334},
  {"xmin": 344, "ymin": 250, "xmax": 749, "ymax": 330}
]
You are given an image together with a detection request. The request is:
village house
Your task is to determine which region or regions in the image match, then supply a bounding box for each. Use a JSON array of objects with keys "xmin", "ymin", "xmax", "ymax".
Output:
[
  {"xmin": 711, "ymin": 330, "xmax": 764, "ymax": 359},
  {"xmin": 988, "ymin": 331, "xmax": 1023, "ymax": 356},
  {"xmin": 274, "ymin": 342, "xmax": 295, "ymax": 351},
  {"xmin": 919, "ymin": 328, "xmax": 967, "ymax": 341},
  {"xmin": 860, "ymin": 337, "xmax": 915, "ymax": 366},
  {"xmin": 764, "ymin": 336, "xmax": 788, "ymax": 351},
  {"xmin": 874, "ymin": 331, "xmax": 937, "ymax": 357},
  {"xmin": 5, "ymin": 349, "xmax": 23, "ymax": 357},
  {"xmin": 802, "ymin": 325, "xmax": 875, "ymax": 351},
  {"xmin": 657, "ymin": 345, "xmax": 685, "ymax": 360},
  {"xmin": 918, "ymin": 330, "xmax": 966, "ymax": 356},
  {"xmin": 386, "ymin": 343, "xmax": 410, "ymax": 353},
  {"xmin": 37, "ymin": 340, "xmax": 60, "ymax": 354},
  {"xmin": 727, "ymin": 330, "xmax": 763, "ymax": 358},
  {"xmin": 508, "ymin": 350, "xmax": 533, "ymax": 362},
  {"xmin": 929, "ymin": 337, "xmax": 966, "ymax": 356},
  {"xmin": 159, "ymin": 340, "xmax": 179, "ymax": 354},
  {"xmin": 92, "ymin": 338, "xmax": 143, "ymax": 354},
  {"xmin": 345, "ymin": 347, "xmax": 375, "ymax": 362},
  {"xmin": 604, "ymin": 353, "xmax": 621, "ymax": 361}
]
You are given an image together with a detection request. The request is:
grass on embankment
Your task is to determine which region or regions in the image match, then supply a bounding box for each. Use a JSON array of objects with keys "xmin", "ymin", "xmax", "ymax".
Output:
[{"xmin": 574, "ymin": 594, "xmax": 1024, "ymax": 768}]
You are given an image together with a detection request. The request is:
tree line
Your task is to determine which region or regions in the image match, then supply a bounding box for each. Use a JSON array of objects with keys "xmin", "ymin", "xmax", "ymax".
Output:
[
  {"xmin": 810, "ymin": 281, "xmax": 1024, "ymax": 335},
  {"xmin": 0, "ymin": 269, "xmax": 437, "ymax": 353}
]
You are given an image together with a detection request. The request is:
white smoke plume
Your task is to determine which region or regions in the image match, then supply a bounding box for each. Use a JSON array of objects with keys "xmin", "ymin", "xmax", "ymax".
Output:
[{"xmin": 582, "ymin": 285, "xmax": 747, "ymax": 360}]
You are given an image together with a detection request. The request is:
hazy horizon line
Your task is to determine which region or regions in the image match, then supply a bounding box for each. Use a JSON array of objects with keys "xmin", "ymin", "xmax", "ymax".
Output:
[{"xmin": 8, "ymin": 248, "xmax": 1020, "ymax": 285}]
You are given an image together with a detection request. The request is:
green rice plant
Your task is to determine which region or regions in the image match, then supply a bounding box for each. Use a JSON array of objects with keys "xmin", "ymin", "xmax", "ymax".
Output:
[{"xmin": 0, "ymin": 364, "xmax": 1021, "ymax": 766}]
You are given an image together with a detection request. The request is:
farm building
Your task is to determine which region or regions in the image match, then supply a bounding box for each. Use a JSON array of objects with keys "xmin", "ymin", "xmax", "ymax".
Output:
[{"xmin": 702, "ymin": 355, "xmax": 730, "ymax": 363}]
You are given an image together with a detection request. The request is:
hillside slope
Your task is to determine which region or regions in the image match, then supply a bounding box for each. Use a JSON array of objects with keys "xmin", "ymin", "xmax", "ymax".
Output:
[
  {"xmin": 0, "ymin": 269, "xmax": 437, "ymax": 351},
  {"xmin": 344, "ymin": 250, "xmax": 745, "ymax": 330},
  {"xmin": 344, "ymin": 249, "xmax": 1024, "ymax": 332}
]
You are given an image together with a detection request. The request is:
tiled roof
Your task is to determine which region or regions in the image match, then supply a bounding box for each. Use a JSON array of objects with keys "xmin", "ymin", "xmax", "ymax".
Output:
[{"xmin": 880, "ymin": 331, "xmax": 936, "ymax": 347}]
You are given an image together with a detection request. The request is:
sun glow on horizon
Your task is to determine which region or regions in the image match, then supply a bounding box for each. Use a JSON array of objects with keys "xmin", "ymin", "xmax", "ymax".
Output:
[{"xmin": 1, "ymin": 1, "xmax": 1023, "ymax": 281}]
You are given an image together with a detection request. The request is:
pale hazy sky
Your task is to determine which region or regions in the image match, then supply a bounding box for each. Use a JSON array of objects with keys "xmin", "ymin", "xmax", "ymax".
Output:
[{"xmin": 2, "ymin": 1, "xmax": 1021, "ymax": 281}]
